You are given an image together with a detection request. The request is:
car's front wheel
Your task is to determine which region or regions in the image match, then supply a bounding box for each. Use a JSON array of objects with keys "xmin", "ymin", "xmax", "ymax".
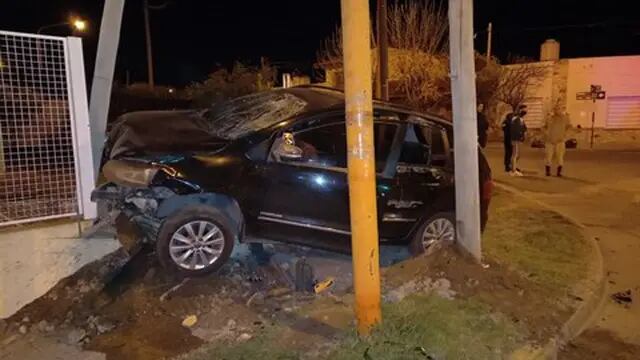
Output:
[
  {"xmin": 409, "ymin": 212, "xmax": 456, "ymax": 256},
  {"xmin": 156, "ymin": 206, "xmax": 234, "ymax": 277}
]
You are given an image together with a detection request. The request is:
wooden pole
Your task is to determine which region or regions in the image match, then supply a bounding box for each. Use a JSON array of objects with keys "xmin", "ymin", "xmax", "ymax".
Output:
[
  {"xmin": 448, "ymin": 0, "xmax": 481, "ymax": 260},
  {"xmin": 378, "ymin": 0, "xmax": 389, "ymax": 101},
  {"xmin": 341, "ymin": 0, "xmax": 382, "ymax": 335},
  {"xmin": 143, "ymin": 0, "xmax": 155, "ymax": 89},
  {"xmin": 486, "ymin": 22, "xmax": 493, "ymax": 63}
]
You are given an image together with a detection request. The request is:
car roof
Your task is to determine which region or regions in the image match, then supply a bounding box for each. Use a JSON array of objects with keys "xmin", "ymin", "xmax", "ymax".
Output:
[{"xmin": 281, "ymin": 85, "xmax": 452, "ymax": 128}]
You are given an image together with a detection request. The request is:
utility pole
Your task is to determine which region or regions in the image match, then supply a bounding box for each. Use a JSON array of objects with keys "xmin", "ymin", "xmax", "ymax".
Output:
[
  {"xmin": 143, "ymin": 0, "xmax": 155, "ymax": 89},
  {"xmin": 448, "ymin": 0, "xmax": 481, "ymax": 260},
  {"xmin": 486, "ymin": 22, "xmax": 492, "ymax": 63},
  {"xmin": 340, "ymin": 0, "xmax": 382, "ymax": 335},
  {"xmin": 89, "ymin": 0, "xmax": 125, "ymax": 177},
  {"xmin": 377, "ymin": 0, "xmax": 389, "ymax": 101}
]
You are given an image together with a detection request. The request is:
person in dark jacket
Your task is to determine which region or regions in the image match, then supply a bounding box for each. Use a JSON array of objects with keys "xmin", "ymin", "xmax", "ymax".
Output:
[
  {"xmin": 501, "ymin": 112, "xmax": 514, "ymax": 172},
  {"xmin": 501, "ymin": 105, "xmax": 527, "ymax": 173},
  {"xmin": 477, "ymin": 103, "xmax": 489, "ymax": 148},
  {"xmin": 509, "ymin": 106, "xmax": 528, "ymax": 176}
]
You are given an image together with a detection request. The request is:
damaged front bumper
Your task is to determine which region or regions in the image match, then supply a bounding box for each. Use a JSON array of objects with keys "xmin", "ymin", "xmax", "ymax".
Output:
[{"xmin": 91, "ymin": 182, "xmax": 172, "ymax": 252}]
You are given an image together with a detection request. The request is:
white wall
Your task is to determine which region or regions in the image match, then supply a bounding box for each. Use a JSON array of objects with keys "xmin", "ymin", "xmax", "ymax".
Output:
[{"xmin": 566, "ymin": 55, "xmax": 640, "ymax": 128}]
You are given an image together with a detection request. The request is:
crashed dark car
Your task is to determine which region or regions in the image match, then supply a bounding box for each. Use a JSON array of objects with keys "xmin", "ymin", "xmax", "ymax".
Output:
[{"xmin": 93, "ymin": 86, "xmax": 492, "ymax": 276}]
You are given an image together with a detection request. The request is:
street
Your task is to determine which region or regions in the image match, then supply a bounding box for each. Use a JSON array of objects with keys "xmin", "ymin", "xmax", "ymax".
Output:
[{"xmin": 485, "ymin": 144, "xmax": 640, "ymax": 358}]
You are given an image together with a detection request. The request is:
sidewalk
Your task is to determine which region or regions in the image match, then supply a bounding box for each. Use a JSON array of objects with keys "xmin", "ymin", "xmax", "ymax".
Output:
[
  {"xmin": 485, "ymin": 143, "xmax": 640, "ymax": 358},
  {"xmin": 0, "ymin": 221, "xmax": 120, "ymax": 319}
]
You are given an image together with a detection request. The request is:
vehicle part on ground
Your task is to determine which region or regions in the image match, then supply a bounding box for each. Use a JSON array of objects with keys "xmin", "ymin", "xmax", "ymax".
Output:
[
  {"xmin": 294, "ymin": 258, "xmax": 315, "ymax": 292},
  {"xmin": 409, "ymin": 212, "xmax": 456, "ymax": 256},
  {"xmin": 156, "ymin": 206, "xmax": 234, "ymax": 276}
]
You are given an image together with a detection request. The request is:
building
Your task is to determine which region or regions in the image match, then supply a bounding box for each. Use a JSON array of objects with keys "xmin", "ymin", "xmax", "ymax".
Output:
[{"xmin": 515, "ymin": 39, "xmax": 640, "ymax": 147}]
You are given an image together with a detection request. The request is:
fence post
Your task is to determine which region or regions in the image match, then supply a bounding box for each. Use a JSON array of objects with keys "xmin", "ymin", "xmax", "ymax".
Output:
[{"xmin": 66, "ymin": 37, "xmax": 97, "ymax": 220}]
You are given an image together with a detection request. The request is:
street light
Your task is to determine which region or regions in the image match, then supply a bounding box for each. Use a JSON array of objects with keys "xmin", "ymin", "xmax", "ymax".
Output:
[
  {"xmin": 72, "ymin": 19, "xmax": 87, "ymax": 32},
  {"xmin": 37, "ymin": 18, "xmax": 88, "ymax": 34}
]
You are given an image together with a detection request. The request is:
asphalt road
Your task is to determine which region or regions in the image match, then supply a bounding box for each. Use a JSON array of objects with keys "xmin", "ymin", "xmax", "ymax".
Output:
[{"xmin": 485, "ymin": 143, "xmax": 640, "ymax": 358}]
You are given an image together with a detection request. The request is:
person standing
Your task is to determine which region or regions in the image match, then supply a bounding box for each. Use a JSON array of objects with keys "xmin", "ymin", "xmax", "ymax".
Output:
[
  {"xmin": 543, "ymin": 107, "xmax": 571, "ymax": 177},
  {"xmin": 501, "ymin": 111, "xmax": 513, "ymax": 172},
  {"xmin": 477, "ymin": 103, "xmax": 489, "ymax": 148},
  {"xmin": 509, "ymin": 106, "xmax": 528, "ymax": 176}
]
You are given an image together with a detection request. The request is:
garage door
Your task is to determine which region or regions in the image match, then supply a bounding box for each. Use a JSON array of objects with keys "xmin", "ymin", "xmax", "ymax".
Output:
[
  {"xmin": 522, "ymin": 98, "xmax": 544, "ymax": 128},
  {"xmin": 607, "ymin": 96, "xmax": 640, "ymax": 129}
]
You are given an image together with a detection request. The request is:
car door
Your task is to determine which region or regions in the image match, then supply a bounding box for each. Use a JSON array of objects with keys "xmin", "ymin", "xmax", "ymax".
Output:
[
  {"xmin": 378, "ymin": 119, "xmax": 454, "ymax": 240},
  {"xmin": 256, "ymin": 112, "xmax": 401, "ymax": 251}
]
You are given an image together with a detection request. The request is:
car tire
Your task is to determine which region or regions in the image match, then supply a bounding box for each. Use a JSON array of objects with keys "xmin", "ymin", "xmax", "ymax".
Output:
[
  {"xmin": 156, "ymin": 205, "xmax": 234, "ymax": 277},
  {"xmin": 409, "ymin": 212, "xmax": 456, "ymax": 257}
]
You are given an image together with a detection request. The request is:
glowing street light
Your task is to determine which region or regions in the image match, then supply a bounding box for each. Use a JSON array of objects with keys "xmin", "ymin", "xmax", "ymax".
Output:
[
  {"xmin": 37, "ymin": 17, "xmax": 88, "ymax": 34},
  {"xmin": 72, "ymin": 19, "xmax": 87, "ymax": 32}
]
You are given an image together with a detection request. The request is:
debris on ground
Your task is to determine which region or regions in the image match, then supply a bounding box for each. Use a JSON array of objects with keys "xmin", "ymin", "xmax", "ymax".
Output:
[
  {"xmin": 611, "ymin": 290, "xmax": 633, "ymax": 306},
  {"xmin": 295, "ymin": 258, "xmax": 315, "ymax": 292},
  {"xmin": 237, "ymin": 333, "xmax": 252, "ymax": 342},
  {"xmin": 414, "ymin": 346, "xmax": 436, "ymax": 359},
  {"xmin": 18, "ymin": 325, "xmax": 28, "ymax": 334},
  {"xmin": 1, "ymin": 334, "xmax": 19, "ymax": 347},
  {"xmin": 36, "ymin": 320, "xmax": 55, "ymax": 333},
  {"xmin": 159, "ymin": 278, "xmax": 190, "ymax": 302},
  {"xmin": 182, "ymin": 315, "xmax": 198, "ymax": 328},
  {"xmin": 314, "ymin": 277, "xmax": 335, "ymax": 294},
  {"xmin": 86, "ymin": 316, "xmax": 116, "ymax": 335},
  {"xmin": 384, "ymin": 278, "xmax": 456, "ymax": 303},
  {"xmin": 66, "ymin": 328, "xmax": 87, "ymax": 344}
]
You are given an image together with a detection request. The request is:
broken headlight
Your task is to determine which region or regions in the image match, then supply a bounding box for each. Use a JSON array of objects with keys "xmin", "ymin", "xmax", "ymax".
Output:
[{"xmin": 102, "ymin": 160, "xmax": 163, "ymax": 187}]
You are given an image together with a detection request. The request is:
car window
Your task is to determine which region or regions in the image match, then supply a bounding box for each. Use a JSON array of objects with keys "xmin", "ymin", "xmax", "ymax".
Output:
[
  {"xmin": 205, "ymin": 92, "xmax": 307, "ymax": 139},
  {"xmin": 293, "ymin": 123, "xmax": 348, "ymax": 169},
  {"xmin": 399, "ymin": 123, "xmax": 448, "ymax": 167},
  {"xmin": 272, "ymin": 120, "xmax": 398, "ymax": 173}
]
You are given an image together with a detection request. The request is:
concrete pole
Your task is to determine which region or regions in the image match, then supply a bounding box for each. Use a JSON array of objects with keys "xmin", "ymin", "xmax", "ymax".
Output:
[
  {"xmin": 340, "ymin": 0, "xmax": 382, "ymax": 335},
  {"xmin": 378, "ymin": 0, "xmax": 389, "ymax": 101},
  {"xmin": 143, "ymin": 0, "xmax": 155, "ymax": 89},
  {"xmin": 89, "ymin": 0, "xmax": 125, "ymax": 177},
  {"xmin": 486, "ymin": 22, "xmax": 492, "ymax": 63},
  {"xmin": 448, "ymin": 0, "xmax": 481, "ymax": 260}
]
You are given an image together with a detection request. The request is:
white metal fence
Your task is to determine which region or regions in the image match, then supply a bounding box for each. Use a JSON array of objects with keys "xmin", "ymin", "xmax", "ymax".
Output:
[{"xmin": 0, "ymin": 30, "xmax": 95, "ymax": 226}]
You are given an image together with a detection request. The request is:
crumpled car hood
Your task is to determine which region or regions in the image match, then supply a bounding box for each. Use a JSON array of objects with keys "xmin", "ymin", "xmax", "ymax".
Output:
[{"xmin": 106, "ymin": 110, "xmax": 227, "ymax": 159}]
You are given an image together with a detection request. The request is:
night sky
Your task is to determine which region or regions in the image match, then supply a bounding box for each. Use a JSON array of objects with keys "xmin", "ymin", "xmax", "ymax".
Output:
[{"xmin": 2, "ymin": 0, "xmax": 640, "ymax": 86}]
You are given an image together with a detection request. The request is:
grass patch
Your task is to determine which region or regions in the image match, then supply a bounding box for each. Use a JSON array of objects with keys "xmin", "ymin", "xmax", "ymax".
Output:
[
  {"xmin": 183, "ymin": 295, "xmax": 524, "ymax": 360},
  {"xmin": 329, "ymin": 295, "xmax": 524, "ymax": 360},
  {"xmin": 180, "ymin": 326, "xmax": 298, "ymax": 360},
  {"xmin": 483, "ymin": 190, "xmax": 590, "ymax": 292}
]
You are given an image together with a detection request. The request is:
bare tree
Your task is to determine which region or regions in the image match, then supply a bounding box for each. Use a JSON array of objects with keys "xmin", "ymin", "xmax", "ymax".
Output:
[
  {"xmin": 495, "ymin": 57, "xmax": 549, "ymax": 111},
  {"xmin": 387, "ymin": 1, "xmax": 447, "ymax": 53},
  {"xmin": 317, "ymin": 1, "xmax": 448, "ymax": 111}
]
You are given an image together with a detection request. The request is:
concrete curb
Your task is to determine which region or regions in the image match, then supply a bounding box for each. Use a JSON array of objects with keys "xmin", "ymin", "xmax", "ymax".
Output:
[{"xmin": 496, "ymin": 182, "xmax": 607, "ymax": 360}]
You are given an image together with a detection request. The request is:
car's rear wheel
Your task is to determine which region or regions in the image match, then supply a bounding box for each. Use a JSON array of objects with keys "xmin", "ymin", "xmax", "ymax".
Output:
[
  {"xmin": 409, "ymin": 212, "xmax": 456, "ymax": 256},
  {"xmin": 157, "ymin": 206, "xmax": 234, "ymax": 277}
]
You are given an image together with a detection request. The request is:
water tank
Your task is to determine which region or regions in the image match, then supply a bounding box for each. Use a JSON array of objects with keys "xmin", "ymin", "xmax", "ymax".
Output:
[{"xmin": 540, "ymin": 39, "xmax": 560, "ymax": 61}]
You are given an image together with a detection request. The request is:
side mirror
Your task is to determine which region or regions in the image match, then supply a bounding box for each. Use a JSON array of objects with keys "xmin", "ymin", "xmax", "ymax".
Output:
[{"xmin": 275, "ymin": 132, "xmax": 303, "ymax": 160}]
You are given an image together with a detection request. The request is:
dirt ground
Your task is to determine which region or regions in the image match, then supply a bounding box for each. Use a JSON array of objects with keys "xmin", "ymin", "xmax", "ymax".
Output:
[
  {"xmin": 383, "ymin": 247, "xmax": 576, "ymax": 345},
  {"xmin": 559, "ymin": 329, "xmax": 640, "ymax": 360},
  {"xmin": 0, "ymin": 188, "xmax": 593, "ymax": 360}
]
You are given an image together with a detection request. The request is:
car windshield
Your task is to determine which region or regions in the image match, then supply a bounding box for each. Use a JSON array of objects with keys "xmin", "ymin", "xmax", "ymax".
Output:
[{"xmin": 204, "ymin": 91, "xmax": 308, "ymax": 139}]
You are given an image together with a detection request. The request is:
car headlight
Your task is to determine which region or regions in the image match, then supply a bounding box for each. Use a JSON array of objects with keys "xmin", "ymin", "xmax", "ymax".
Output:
[{"xmin": 102, "ymin": 160, "xmax": 161, "ymax": 187}]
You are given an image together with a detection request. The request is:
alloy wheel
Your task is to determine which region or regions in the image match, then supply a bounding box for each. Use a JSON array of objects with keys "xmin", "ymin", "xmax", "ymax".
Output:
[{"xmin": 169, "ymin": 220, "xmax": 225, "ymax": 270}]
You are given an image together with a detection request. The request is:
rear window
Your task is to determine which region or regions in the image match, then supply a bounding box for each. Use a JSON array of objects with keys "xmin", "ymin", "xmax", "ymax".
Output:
[{"xmin": 205, "ymin": 92, "xmax": 307, "ymax": 139}]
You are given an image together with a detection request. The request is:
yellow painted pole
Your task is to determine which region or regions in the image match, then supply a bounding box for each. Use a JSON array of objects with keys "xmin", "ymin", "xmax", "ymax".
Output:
[{"xmin": 340, "ymin": 0, "xmax": 382, "ymax": 335}]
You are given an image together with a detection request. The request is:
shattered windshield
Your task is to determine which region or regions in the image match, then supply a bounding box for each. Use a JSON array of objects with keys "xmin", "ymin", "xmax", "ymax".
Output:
[{"xmin": 205, "ymin": 91, "xmax": 308, "ymax": 139}]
